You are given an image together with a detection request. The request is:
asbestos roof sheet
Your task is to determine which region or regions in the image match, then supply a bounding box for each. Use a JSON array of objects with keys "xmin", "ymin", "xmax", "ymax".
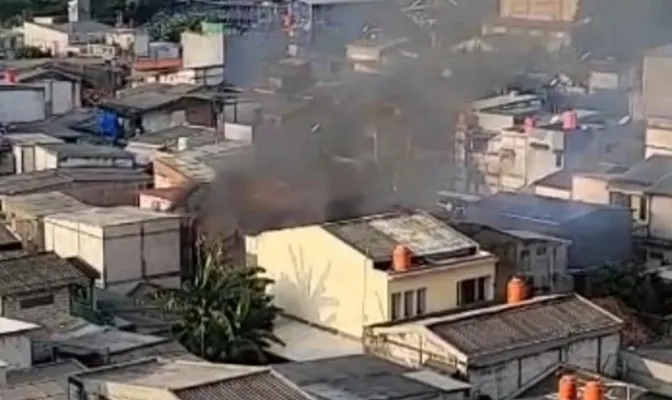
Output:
[
  {"xmin": 426, "ymin": 295, "xmax": 622, "ymax": 362},
  {"xmin": 0, "ymin": 252, "xmax": 91, "ymax": 295}
]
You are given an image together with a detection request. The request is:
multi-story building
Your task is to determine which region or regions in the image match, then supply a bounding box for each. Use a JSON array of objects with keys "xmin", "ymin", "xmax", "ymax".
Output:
[{"xmin": 246, "ymin": 209, "xmax": 497, "ymax": 338}]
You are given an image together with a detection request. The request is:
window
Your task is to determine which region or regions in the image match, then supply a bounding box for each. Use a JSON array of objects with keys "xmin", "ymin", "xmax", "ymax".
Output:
[
  {"xmin": 416, "ymin": 288, "xmax": 427, "ymax": 315},
  {"xmin": 390, "ymin": 292, "xmax": 401, "ymax": 320},
  {"xmin": 458, "ymin": 276, "xmax": 490, "ymax": 305},
  {"xmin": 609, "ymin": 191, "xmax": 630, "ymax": 208},
  {"xmin": 554, "ymin": 151, "xmax": 563, "ymax": 168},
  {"xmin": 536, "ymin": 246, "xmax": 547, "ymax": 256},
  {"xmin": 20, "ymin": 294, "xmax": 54, "ymax": 309},
  {"xmin": 638, "ymin": 196, "xmax": 648, "ymax": 221},
  {"xmin": 403, "ymin": 291, "xmax": 414, "ymax": 317}
]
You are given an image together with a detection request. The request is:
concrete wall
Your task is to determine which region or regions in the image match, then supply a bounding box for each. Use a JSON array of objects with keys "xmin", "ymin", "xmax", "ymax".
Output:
[
  {"xmin": 571, "ymin": 175, "xmax": 611, "ymax": 204},
  {"xmin": 499, "ymin": 0, "xmax": 579, "ymax": 21},
  {"xmin": 3, "ymin": 287, "xmax": 72, "ymax": 326},
  {"xmin": 22, "ymin": 22, "xmax": 69, "ymax": 55},
  {"xmin": 622, "ymin": 350, "xmax": 672, "ymax": 398},
  {"xmin": 645, "ymin": 126, "xmax": 672, "ymax": 158},
  {"xmin": 247, "ymin": 225, "xmax": 387, "ymax": 338},
  {"xmin": 181, "ymin": 31, "xmax": 225, "ymax": 70},
  {"xmin": 143, "ymin": 109, "xmax": 187, "ymax": 134},
  {"xmin": 0, "ymin": 332, "xmax": 32, "ymax": 370},
  {"xmin": 534, "ymin": 185, "xmax": 571, "ymax": 200},
  {"xmin": 649, "ymin": 195, "xmax": 672, "ymax": 241},
  {"xmin": 0, "ymin": 89, "xmax": 45, "ymax": 123},
  {"xmin": 469, "ymin": 333, "xmax": 619, "ymax": 398},
  {"xmin": 44, "ymin": 216, "xmax": 181, "ymax": 289}
]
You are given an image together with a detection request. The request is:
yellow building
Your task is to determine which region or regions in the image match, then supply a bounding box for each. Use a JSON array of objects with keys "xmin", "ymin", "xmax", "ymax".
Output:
[{"xmin": 245, "ymin": 210, "xmax": 497, "ymax": 338}]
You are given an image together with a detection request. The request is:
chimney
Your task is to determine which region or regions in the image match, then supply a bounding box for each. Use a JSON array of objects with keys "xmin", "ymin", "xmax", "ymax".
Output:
[
  {"xmin": 559, "ymin": 375, "xmax": 577, "ymax": 400},
  {"xmin": 0, "ymin": 360, "xmax": 8, "ymax": 386},
  {"xmin": 524, "ymin": 116, "xmax": 535, "ymax": 134},
  {"xmin": 392, "ymin": 244, "xmax": 412, "ymax": 272},
  {"xmin": 583, "ymin": 380, "xmax": 603, "ymax": 400},
  {"xmin": 562, "ymin": 109, "xmax": 578, "ymax": 131},
  {"xmin": 507, "ymin": 277, "xmax": 527, "ymax": 304}
]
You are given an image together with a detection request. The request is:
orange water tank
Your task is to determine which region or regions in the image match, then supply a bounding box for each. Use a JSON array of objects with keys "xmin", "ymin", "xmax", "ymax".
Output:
[
  {"xmin": 507, "ymin": 277, "xmax": 527, "ymax": 304},
  {"xmin": 524, "ymin": 116, "xmax": 535, "ymax": 134},
  {"xmin": 583, "ymin": 380, "xmax": 603, "ymax": 400},
  {"xmin": 558, "ymin": 375, "xmax": 577, "ymax": 400},
  {"xmin": 392, "ymin": 245, "xmax": 412, "ymax": 272},
  {"xmin": 562, "ymin": 109, "xmax": 578, "ymax": 131}
]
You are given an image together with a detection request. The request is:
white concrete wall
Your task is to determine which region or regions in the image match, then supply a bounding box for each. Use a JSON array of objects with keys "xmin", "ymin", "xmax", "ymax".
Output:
[
  {"xmin": 646, "ymin": 126, "xmax": 672, "ymax": 158},
  {"xmin": 44, "ymin": 216, "xmax": 181, "ymax": 288},
  {"xmin": 143, "ymin": 110, "xmax": 186, "ymax": 133},
  {"xmin": 181, "ymin": 31, "xmax": 225, "ymax": 69},
  {"xmin": 22, "ymin": 22, "xmax": 69, "ymax": 55},
  {"xmin": 649, "ymin": 195, "xmax": 672, "ymax": 242},
  {"xmin": 139, "ymin": 194, "xmax": 173, "ymax": 211},
  {"xmin": 0, "ymin": 333, "xmax": 31, "ymax": 370},
  {"xmin": 33, "ymin": 145, "xmax": 56, "ymax": 171},
  {"xmin": 572, "ymin": 175, "xmax": 611, "ymax": 204},
  {"xmin": 534, "ymin": 185, "xmax": 571, "ymax": 200},
  {"xmin": 0, "ymin": 89, "xmax": 45, "ymax": 123},
  {"xmin": 622, "ymin": 351, "xmax": 672, "ymax": 398}
]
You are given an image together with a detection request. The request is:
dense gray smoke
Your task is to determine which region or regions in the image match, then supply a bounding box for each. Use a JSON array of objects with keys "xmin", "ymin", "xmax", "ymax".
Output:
[{"xmin": 198, "ymin": 0, "xmax": 672, "ymax": 237}]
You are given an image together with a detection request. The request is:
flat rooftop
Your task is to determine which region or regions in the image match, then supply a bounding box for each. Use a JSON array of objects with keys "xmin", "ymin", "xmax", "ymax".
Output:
[
  {"xmin": 45, "ymin": 206, "xmax": 180, "ymax": 228},
  {"xmin": 323, "ymin": 210, "xmax": 482, "ymax": 264},
  {"xmin": 54, "ymin": 326, "xmax": 172, "ymax": 355},
  {"xmin": 37, "ymin": 142, "xmax": 134, "ymax": 159},
  {"xmin": 4, "ymin": 133, "xmax": 63, "ymax": 146},
  {"xmin": 2, "ymin": 191, "xmax": 87, "ymax": 217}
]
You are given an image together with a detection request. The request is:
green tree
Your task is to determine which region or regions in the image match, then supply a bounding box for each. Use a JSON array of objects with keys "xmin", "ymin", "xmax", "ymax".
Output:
[
  {"xmin": 156, "ymin": 236, "xmax": 283, "ymax": 363},
  {"xmin": 588, "ymin": 263, "xmax": 672, "ymax": 315}
]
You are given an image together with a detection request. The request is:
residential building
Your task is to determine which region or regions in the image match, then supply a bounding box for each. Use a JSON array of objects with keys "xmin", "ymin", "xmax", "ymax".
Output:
[
  {"xmin": 1, "ymin": 191, "xmax": 87, "ymax": 251},
  {"xmin": 498, "ymin": 0, "xmax": 579, "ymax": 22},
  {"xmin": 0, "ymin": 167, "xmax": 152, "ymax": 207},
  {"xmin": 509, "ymin": 364, "xmax": 655, "ymax": 400},
  {"xmin": 531, "ymin": 164, "xmax": 630, "ymax": 201},
  {"xmin": 44, "ymin": 206, "xmax": 183, "ymax": 294},
  {"xmin": 365, "ymin": 291, "xmax": 623, "ymax": 399},
  {"xmin": 0, "ymin": 84, "xmax": 47, "ymax": 124},
  {"xmin": 0, "ymin": 317, "xmax": 40, "ymax": 369},
  {"xmin": 453, "ymin": 222, "xmax": 572, "ymax": 297},
  {"xmin": 621, "ymin": 339, "xmax": 672, "ymax": 398},
  {"xmin": 0, "ymin": 252, "xmax": 97, "ymax": 360},
  {"xmin": 4, "ymin": 133, "xmax": 63, "ymax": 174},
  {"xmin": 245, "ymin": 209, "xmax": 497, "ymax": 338},
  {"xmin": 15, "ymin": 67, "xmax": 83, "ymax": 115},
  {"xmin": 153, "ymin": 140, "xmax": 251, "ymax": 187},
  {"xmin": 571, "ymin": 154, "xmax": 672, "ymax": 263},
  {"xmin": 461, "ymin": 192, "xmax": 633, "ymax": 270},
  {"xmin": 99, "ymin": 83, "xmax": 222, "ymax": 135},
  {"xmin": 275, "ymin": 354, "xmax": 471, "ymax": 400},
  {"xmin": 52, "ymin": 325, "xmax": 195, "ymax": 367},
  {"xmin": 22, "ymin": 19, "xmax": 112, "ymax": 57},
  {"xmin": 124, "ymin": 124, "xmax": 222, "ymax": 166},
  {"xmin": 69, "ymin": 357, "xmax": 315, "ymax": 399},
  {"xmin": 33, "ymin": 142, "xmax": 135, "ymax": 170},
  {"xmin": 0, "ymin": 359, "xmax": 87, "ymax": 400},
  {"xmin": 643, "ymin": 44, "xmax": 672, "ymax": 123},
  {"xmin": 480, "ymin": 18, "xmax": 575, "ymax": 52}
]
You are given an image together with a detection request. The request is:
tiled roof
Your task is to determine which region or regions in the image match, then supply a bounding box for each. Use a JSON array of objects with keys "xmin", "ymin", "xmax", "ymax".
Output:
[
  {"xmin": 427, "ymin": 295, "xmax": 622, "ymax": 361},
  {"xmin": 174, "ymin": 370, "xmax": 313, "ymax": 400},
  {"xmin": 0, "ymin": 252, "xmax": 91, "ymax": 296}
]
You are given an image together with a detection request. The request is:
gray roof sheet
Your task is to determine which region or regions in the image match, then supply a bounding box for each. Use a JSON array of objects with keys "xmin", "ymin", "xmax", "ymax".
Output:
[
  {"xmin": 428, "ymin": 295, "xmax": 622, "ymax": 361},
  {"xmin": 322, "ymin": 210, "xmax": 479, "ymax": 262},
  {"xmin": 38, "ymin": 143, "xmax": 134, "ymax": 159},
  {"xmin": 0, "ymin": 252, "xmax": 90, "ymax": 295},
  {"xmin": 609, "ymin": 155, "xmax": 672, "ymax": 194},
  {"xmin": 175, "ymin": 371, "xmax": 313, "ymax": 400},
  {"xmin": 1, "ymin": 359, "xmax": 86, "ymax": 400},
  {"xmin": 275, "ymin": 355, "xmax": 451, "ymax": 399}
]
